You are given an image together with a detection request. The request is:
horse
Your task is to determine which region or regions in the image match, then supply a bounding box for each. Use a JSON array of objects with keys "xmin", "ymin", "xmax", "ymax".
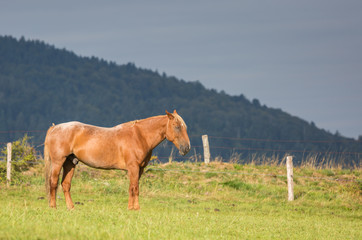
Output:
[{"xmin": 44, "ymin": 110, "xmax": 190, "ymax": 210}]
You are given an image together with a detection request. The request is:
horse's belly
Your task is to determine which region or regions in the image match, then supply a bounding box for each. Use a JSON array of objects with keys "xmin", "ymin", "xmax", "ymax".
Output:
[{"xmin": 74, "ymin": 148, "xmax": 126, "ymax": 170}]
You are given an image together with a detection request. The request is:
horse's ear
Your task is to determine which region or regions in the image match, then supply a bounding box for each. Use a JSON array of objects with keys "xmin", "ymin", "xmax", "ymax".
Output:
[
  {"xmin": 173, "ymin": 109, "xmax": 177, "ymax": 114},
  {"xmin": 166, "ymin": 110, "xmax": 174, "ymax": 119}
]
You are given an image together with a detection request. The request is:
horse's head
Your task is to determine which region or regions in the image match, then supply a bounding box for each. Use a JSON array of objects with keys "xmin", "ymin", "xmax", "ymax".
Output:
[{"xmin": 165, "ymin": 110, "xmax": 191, "ymax": 156}]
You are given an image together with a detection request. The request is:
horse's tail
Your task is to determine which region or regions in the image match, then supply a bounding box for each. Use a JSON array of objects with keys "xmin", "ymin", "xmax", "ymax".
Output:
[{"xmin": 44, "ymin": 124, "xmax": 55, "ymax": 200}]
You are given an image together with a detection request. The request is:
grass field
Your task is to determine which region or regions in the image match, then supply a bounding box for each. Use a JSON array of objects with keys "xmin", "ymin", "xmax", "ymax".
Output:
[{"xmin": 0, "ymin": 161, "xmax": 361, "ymax": 239}]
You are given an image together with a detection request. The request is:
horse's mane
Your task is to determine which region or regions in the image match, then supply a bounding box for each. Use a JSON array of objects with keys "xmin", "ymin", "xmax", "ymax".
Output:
[
  {"xmin": 119, "ymin": 115, "xmax": 164, "ymax": 127},
  {"xmin": 118, "ymin": 114, "xmax": 187, "ymax": 129}
]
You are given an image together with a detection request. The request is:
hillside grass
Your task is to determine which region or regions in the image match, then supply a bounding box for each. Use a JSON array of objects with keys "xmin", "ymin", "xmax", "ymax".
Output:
[{"xmin": 0, "ymin": 161, "xmax": 361, "ymax": 239}]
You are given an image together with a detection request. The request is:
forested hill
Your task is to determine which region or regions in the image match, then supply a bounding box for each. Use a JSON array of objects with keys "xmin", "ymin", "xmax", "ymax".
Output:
[{"xmin": 0, "ymin": 36, "xmax": 360, "ymax": 163}]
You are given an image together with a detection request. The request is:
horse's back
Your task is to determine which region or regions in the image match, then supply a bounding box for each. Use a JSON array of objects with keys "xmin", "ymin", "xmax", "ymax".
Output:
[
  {"xmin": 46, "ymin": 121, "xmax": 82, "ymax": 140},
  {"xmin": 47, "ymin": 121, "xmax": 112, "ymax": 136}
]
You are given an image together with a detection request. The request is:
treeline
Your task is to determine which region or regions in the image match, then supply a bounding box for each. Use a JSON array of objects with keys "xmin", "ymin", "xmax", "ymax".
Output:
[{"xmin": 0, "ymin": 36, "xmax": 360, "ymax": 164}]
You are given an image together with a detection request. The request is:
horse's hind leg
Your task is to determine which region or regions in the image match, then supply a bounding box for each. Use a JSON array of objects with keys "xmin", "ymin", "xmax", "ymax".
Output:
[
  {"xmin": 49, "ymin": 162, "xmax": 63, "ymax": 208},
  {"xmin": 61, "ymin": 156, "xmax": 76, "ymax": 210}
]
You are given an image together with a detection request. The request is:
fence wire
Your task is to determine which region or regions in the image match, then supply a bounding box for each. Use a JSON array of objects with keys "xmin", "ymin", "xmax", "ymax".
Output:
[{"xmin": 1, "ymin": 130, "xmax": 361, "ymax": 167}]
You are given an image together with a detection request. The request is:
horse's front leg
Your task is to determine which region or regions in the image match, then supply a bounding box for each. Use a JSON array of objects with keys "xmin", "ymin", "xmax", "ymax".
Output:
[{"xmin": 127, "ymin": 164, "xmax": 140, "ymax": 210}]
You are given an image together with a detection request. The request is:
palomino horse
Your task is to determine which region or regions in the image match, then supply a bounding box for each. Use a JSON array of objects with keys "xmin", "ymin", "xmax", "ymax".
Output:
[{"xmin": 44, "ymin": 110, "xmax": 190, "ymax": 210}]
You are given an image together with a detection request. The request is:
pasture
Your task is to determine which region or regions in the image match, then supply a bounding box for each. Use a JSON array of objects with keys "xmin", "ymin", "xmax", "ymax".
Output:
[{"xmin": 0, "ymin": 162, "xmax": 361, "ymax": 239}]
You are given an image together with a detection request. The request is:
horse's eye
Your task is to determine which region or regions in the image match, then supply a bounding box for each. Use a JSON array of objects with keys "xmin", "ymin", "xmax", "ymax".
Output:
[{"xmin": 175, "ymin": 125, "xmax": 181, "ymax": 131}]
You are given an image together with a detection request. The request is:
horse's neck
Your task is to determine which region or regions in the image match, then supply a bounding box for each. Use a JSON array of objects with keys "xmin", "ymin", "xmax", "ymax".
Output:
[{"xmin": 137, "ymin": 116, "xmax": 168, "ymax": 150}]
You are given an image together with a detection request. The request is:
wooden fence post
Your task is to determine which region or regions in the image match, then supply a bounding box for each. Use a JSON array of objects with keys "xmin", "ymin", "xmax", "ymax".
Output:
[
  {"xmin": 202, "ymin": 135, "xmax": 210, "ymax": 164},
  {"xmin": 193, "ymin": 148, "xmax": 198, "ymax": 163},
  {"xmin": 168, "ymin": 147, "xmax": 174, "ymax": 164},
  {"xmin": 286, "ymin": 155, "xmax": 294, "ymax": 201},
  {"xmin": 7, "ymin": 142, "xmax": 12, "ymax": 187}
]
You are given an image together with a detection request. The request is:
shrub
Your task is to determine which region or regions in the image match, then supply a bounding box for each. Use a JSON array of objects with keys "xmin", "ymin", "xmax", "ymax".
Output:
[{"xmin": 0, "ymin": 135, "xmax": 38, "ymax": 184}]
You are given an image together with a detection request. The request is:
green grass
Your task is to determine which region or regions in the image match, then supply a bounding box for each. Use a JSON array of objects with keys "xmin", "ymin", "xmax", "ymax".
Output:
[{"xmin": 0, "ymin": 162, "xmax": 361, "ymax": 239}]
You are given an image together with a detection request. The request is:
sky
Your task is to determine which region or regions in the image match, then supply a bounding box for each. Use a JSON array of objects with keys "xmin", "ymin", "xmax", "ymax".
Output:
[{"xmin": 1, "ymin": 0, "xmax": 361, "ymax": 139}]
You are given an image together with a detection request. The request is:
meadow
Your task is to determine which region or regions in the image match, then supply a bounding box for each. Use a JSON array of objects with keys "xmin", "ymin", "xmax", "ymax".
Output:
[{"xmin": 0, "ymin": 161, "xmax": 361, "ymax": 239}]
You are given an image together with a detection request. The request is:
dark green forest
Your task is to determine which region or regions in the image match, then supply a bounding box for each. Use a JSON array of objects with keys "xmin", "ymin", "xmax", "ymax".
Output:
[{"xmin": 0, "ymin": 36, "xmax": 360, "ymax": 165}]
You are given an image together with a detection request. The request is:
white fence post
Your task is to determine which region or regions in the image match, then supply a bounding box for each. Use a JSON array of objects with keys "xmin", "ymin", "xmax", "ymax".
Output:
[
  {"xmin": 286, "ymin": 155, "xmax": 294, "ymax": 201},
  {"xmin": 202, "ymin": 135, "xmax": 210, "ymax": 164},
  {"xmin": 7, "ymin": 142, "xmax": 12, "ymax": 186}
]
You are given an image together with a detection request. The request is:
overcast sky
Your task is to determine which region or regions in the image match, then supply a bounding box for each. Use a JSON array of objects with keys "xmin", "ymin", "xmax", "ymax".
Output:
[{"xmin": 1, "ymin": 0, "xmax": 361, "ymax": 139}]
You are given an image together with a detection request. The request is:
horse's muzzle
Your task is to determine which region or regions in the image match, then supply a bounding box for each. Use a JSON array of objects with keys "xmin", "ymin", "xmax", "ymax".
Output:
[{"xmin": 179, "ymin": 144, "xmax": 191, "ymax": 156}]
